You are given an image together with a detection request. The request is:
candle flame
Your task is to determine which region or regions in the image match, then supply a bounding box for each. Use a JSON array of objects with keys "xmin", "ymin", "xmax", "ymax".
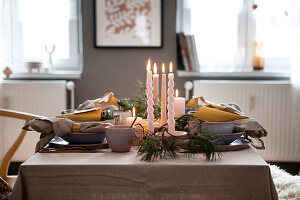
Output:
[
  {"xmin": 162, "ymin": 63, "xmax": 165, "ymax": 73},
  {"xmin": 175, "ymin": 89, "xmax": 179, "ymax": 97},
  {"xmin": 169, "ymin": 62, "xmax": 173, "ymax": 73},
  {"xmin": 146, "ymin": 59, "xmax": 151, "ymax": 72},
  {"xmin": 132, "ymin": 107, "xmax": 136, "ymax": 117},
  {"xmin": 153, "ymin": 63, "xmax": 157, "ymax": 74}
]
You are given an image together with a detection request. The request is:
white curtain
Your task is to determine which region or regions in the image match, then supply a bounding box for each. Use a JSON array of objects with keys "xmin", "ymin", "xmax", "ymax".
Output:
[{"xmin": 290, "ymin": 0, "xmax": 300, "ymax": 155}]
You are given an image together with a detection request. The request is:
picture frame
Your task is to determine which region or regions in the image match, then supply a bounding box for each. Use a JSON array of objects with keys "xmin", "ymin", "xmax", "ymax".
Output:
[{"xmin": 94, "ymin": 0, "xmax": 163, "ymax": 48}]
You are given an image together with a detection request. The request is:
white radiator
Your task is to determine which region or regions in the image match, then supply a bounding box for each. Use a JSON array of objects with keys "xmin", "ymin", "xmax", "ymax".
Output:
[
  {"xmin": 0, "ymin": 80, "xmax": 67, "ymax": 161},
  {"xmin": 193, "ymin": 80, "xmax": 299, "ymax": 162}
]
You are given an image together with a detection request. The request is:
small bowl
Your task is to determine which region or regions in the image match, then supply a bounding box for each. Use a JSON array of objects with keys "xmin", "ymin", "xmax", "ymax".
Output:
[
  {"xmin": 61, "ymin": 132, "xmax": 106, "ymax": 144},
  {"xmin": 188, "ymin": 121, "xmax": 234, "ymax": 134},
  {"xmin": 105, "ymin": 125, "xmax": 135, "ymax": 152},
  {"xmin": 216, "ymin": 132, "xmax": 243, "ymax": 145},
  {"xmin": 25, "ymin": 62, "xmax": 42, "ymax": 73}
]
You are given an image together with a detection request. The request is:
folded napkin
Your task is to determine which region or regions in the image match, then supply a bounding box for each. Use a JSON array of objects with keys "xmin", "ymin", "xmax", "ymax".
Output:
[
  {"xmin": 23, "ymin": 117, "xmax": 111, "ymax": 152},
  {"xmin": 58, "ymin": 93, "xmax": 119, "ymax": 122},
  {"xmin": 190, "ymin": 97, "xmax": 267, "ymax": 149},
  {"xmin": 234, "ymin": 118, "xmax": 267, "ymax": 149},
  {"xmin": 57, "ymin": 108, "xmax": 103, "ymax": 122},
  {"xmin": 62, "ymin": 92, "xmax": 119, "ymax": 114},
  {"xmin": 93, "ymin": 92, "xmax": 119, "ymax": 108},
  {"xmin": 193, "ymin": 97, "xmax": 248, "ymax": 122}
]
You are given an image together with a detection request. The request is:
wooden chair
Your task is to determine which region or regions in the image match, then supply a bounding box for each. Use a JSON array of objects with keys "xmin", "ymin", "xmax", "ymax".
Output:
[{"xmin": 0, "ymin": 109, "xmax": 44, "ymax": 187}]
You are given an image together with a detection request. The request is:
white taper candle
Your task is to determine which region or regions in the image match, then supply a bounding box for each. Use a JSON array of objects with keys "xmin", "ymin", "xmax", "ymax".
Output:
[
  {"xmin": 160, "ymin": 63, "xmax": 167, "ymax": 126},
  {"xmin": 146, "ymin": 59, "xmax": 155, "ymax": 134},
  {"xmin": 167, "ymin": 62, "xmax": 175, "ymax": 134},
  {"xmin": 153, "ymin": 63, "xmax": 159, "ymax": 105}
]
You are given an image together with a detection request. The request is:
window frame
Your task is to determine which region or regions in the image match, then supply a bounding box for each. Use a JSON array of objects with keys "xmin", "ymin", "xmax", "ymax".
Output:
[
  {"xmin": 2, "ymin": 0, "xmax": 83, "ymax": 76},
  {"xmin": 176, "ymin": 0, "xmax": 291, "ymax": 74}
]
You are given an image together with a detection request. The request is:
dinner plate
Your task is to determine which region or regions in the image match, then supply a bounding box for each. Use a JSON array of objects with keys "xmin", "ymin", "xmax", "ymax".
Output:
[
  {"xmin": 219, "ymin": 138, "xmax": 250, "ymax": 151},
  {"xmin": 60, "ymin": 132, "xmax": 106, "ymax": 144},
  {"xmin": 48, "ymin": 136, "xmax": 109, "ymax": 150},
  {"xmin": 216, "ymin": 132, "xmax": 243, "ymax": 145}
]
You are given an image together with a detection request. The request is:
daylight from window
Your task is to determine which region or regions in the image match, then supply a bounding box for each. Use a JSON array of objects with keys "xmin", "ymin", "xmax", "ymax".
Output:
[
  {"xmin": 0, "ymin": 0, "xmax": 81, "ymax": 73},
  {"xmin": 179, "ymin": 0, "xmax": 292, "ymax": 73},
  {"xmin": 18, "ymin": 0, "xmax": 70, "ymax": 61}
]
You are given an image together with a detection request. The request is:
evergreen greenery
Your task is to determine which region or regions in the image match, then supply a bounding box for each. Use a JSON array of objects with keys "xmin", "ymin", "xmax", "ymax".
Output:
[
  {"xmin": 118, "ymin": 80, "xmax": 161, "ymax": 119},
  {"xmin": 136, "ymin": 115, "xmax": 222, "ymax": 162},
  {"xmin": 118, "ymin": 80, "xmax": 222, "ymax": 162}
]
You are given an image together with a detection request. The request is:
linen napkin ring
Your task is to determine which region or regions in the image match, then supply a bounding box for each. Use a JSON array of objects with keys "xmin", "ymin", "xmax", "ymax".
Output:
[{"xmin": 72, "ymin": 122, "xmax": 81, "ymax": 132}]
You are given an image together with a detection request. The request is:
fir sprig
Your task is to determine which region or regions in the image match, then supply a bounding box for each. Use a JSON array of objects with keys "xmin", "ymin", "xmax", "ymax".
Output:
[
  {"xmin": 136, "ymin": 115, "xmax": 223, "ymax": 162},
  {"xmin": 175, "ymin": 114, "xmax": 202, "ymax": 131},
  {"xmin": 118, "ymin": 80, "xmax": 161, "ymax": 119},
  {"xmin": 137, "ymin": 134, "xmax": 179, "ymax": 162}
]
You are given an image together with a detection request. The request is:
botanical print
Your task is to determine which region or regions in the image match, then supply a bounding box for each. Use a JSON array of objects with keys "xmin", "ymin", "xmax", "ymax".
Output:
[
  {"xmin": 105, "ymin": 0, "xmax": 151, "ymax": 36},
  {"xmin": 96, "ymin": 0, "xmax": 161, "ymax": 47}
]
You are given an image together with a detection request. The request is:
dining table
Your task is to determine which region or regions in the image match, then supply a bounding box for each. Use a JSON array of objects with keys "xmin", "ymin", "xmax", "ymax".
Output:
[{"xmin": 10, "ymin": 148, "xmax": 278, "ymax": 200}]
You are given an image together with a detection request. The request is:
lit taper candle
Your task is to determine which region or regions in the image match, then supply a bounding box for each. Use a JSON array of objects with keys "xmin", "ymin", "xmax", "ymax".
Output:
[
  {"xmin": 146, "ymin": 59, "xmax": 154, "ymax": 134},
  {"xmin": 153, "ymin": 63, "xmax": 159, "ymax": 105},
  {"xmin": 167, "ymin": 62, "xmax": 175, "ymax": 134},
  {"xmin": 160, "ymin": 63, "xmax": 167, "ymax": 126}
]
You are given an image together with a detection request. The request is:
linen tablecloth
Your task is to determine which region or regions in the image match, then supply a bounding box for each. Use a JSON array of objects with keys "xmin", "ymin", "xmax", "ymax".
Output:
[{"xmin": 10, "ymin": 148, "xmax": 278, "ymax": 200}]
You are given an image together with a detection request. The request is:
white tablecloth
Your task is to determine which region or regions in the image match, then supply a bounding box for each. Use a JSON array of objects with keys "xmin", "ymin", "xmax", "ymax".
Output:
[{"xmin": 10, "ymin": 148, "xmax": 278, "ymax": 200}]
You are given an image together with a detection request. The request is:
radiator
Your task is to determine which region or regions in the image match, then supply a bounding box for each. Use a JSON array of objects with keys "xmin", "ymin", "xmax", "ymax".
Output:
[
  {"xmin": 193, "ymin": 80, "xmax": 299, "ymax": 162},
  {"xmin": 0, "ymin": 80, "xmax": 67, "ymax": 161}
]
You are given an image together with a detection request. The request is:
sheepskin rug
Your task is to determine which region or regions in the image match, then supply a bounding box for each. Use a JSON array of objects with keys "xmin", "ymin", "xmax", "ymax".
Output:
[{"xmin": 270, "ymin": 165, "xmax": 300, "ymax": 200}]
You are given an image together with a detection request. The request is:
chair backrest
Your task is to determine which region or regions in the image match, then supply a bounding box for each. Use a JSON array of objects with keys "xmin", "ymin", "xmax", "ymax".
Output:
[{"xmin": 0, "ymin": 109, "xmax": 44, "ymax": 186}]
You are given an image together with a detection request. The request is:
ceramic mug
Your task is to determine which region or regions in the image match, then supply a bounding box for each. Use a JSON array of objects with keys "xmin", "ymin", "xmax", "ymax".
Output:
[{"xmin": 105, "ymin": 125, "xmax": 135, "ymax": 152}]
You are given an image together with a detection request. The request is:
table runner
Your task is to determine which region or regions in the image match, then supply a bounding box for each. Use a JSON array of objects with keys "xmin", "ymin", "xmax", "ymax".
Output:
[{"xmin": 10, "ymin": 148, "xmax": 278, "ymax": 200}]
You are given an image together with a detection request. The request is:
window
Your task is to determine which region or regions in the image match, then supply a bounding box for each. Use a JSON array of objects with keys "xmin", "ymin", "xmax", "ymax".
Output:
[
  {"xmin": 177, "ymin": 0, "xmax": 292, "ymax": 73},
  {"xmin": 0, "ymin": 0, "xmax": 82, "ymax": 75}
]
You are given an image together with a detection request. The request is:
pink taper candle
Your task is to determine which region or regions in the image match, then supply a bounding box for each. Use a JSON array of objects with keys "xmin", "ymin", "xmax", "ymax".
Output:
[
  {"xmin": 167, "ymin": 62, "xmax": 175, "ymax": 134},
  {"xmin": 160, "ymin": 63, "xmax": 167, "ymax": 126},
  {"xmin": 146, "ymin": 59, "xmax": 154, "ymax": 134},
  {"xmin": 153, "ymin": 63, "xmax": 159, "ymax": 105}
]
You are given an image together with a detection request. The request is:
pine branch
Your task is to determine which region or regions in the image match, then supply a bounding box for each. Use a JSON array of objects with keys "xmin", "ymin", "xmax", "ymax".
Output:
[
  {"xmin": 137, "ymin": 135, "xmax": 179, "ymax": 162},
  {"xmin": 118, "ymin": 80, "xmax": 161, "ymax": 119},
  {"xmin": 136, "ymin": 115, "xmax": 223, "ymax": 162}
]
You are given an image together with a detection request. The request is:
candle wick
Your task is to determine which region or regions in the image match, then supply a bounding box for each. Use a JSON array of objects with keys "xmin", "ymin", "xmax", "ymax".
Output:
[{"xmin": 130, "ymin": 117, "xmax": 138, "ymax": 128}]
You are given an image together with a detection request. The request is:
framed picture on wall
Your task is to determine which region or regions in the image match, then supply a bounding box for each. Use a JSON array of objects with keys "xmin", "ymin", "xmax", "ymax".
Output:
[{"xmin": 94, "ymin": 0, "xmax": 162, "ymax": 48}]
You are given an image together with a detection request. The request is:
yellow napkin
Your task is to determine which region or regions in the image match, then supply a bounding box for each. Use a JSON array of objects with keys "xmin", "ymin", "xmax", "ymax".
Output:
[
  {"xmin": 56, "ymin": 108, "xmax": 102, "ymax": 122},
  {"xmin": 192, "ymin": 97, "xmax": 248, "ymax": 122},
  {"xmin": 186, "ymin": 97, "xmax": 200, "ymax": 109},
  {"xmin": 93, "ymin": 92, "xmax": 119, "ymax": 108},
  {"xmin": 194, "ymin": 106, "xmax": 248, "ymax": 122}
]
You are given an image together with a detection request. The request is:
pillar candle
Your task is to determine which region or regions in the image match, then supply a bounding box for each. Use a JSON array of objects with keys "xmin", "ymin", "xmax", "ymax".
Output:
[
  {"xmin": 146, "ymin": 59, "xmax": 155, "ymax": 134},
  {"xmin": 174, "ymin": 89, "xmax": 185, "ymax": 117},
  {"xmin": 126, "ymin": 107, "xmax": 143, "ymax": 126},
  {"xmin": 153, "ymin": 63, "xmax": 159, "ymax": 105},
  {"xmin": 160, "ymin": 63, "xmax": 167, "ymax": 126},
  {"xmin": 167, "ymin": 62, "xmax": 175, "ymax": 134}
]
